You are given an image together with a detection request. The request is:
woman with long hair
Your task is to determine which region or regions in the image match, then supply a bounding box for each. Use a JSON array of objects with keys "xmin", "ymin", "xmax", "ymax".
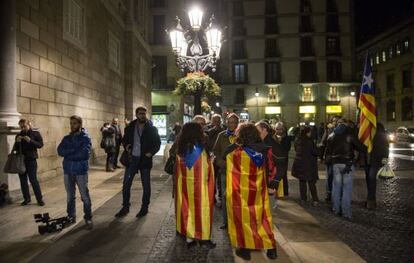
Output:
[
  {"xmin": 224, "ymin": 123, "xmax": 277, "ymax": 260},
  {"xmin": 175, "ymin": 122, "xmax": 216, "ymax": 248},
  {"xmin": 292, "ymin": 126, "xmax": 319, "ymax": 205}
]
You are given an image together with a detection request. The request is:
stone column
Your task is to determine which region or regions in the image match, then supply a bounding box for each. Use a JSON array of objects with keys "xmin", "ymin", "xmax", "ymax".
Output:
[{"xmin": 0, "ymin": 0, "xmax": 21, "ymax": 194}]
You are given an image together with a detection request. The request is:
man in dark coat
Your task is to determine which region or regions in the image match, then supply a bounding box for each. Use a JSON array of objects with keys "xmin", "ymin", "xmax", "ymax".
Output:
[
  {"xmin": 14, "ymin": 119, "xmax": 44, "ymax": 206},
  {"xmin": 206, "ymin": 114, "xmax": 225, "ymax": 204},
  {"xmin": 273, "ymin": 122, "xmax": 292, "ymax": 196},
  {"xmin": 364, "ymin": 123, "xmax": 389, "ymax": 210},
  {"xmin": 115, "ymin": 106, "xmax": 161, "ymax": 218}
]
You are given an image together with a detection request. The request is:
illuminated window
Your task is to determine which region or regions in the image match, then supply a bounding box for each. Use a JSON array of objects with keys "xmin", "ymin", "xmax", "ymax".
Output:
[
  {"xmin": 403, "ymin": 38, "xmax": 410, "ymax": 53},
  {"xmin": 303, "ymin": 86, "xmax": 313, "ymax": 102},
  {"xmin": 328, "ymin": 86, "xmax": 339, "ymax": 101},
  {"xmin": 375, "ymin": 52, "xmax": 380, "ymax": 64},
  {"xmin": 382, "ymin": 50, "xmax": 387, "ymax": 62},
  {"xmin": 388, "ymin": 46, "xmax": 394, "ymax": 59},
  {"xmin": 268, "ymin": 86, "xmax": 279, "ymax": 103},
  {"xmin": 386, "ymin": 100, "xmax": 396, "ymax": 121}
]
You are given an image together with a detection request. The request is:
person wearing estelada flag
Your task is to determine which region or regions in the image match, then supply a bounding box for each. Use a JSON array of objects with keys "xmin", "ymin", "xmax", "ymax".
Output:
[
  {"xmin": 175, "ymin": 122, "xmax": 216, "ymax": 248},
  {"xmin": 224, "ymin": 123, "xmax": 278, "ymax": 261}
]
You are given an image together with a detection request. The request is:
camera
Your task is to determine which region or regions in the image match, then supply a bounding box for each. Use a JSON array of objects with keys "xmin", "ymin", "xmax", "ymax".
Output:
[{"xmin": 33, "ymin": 213, "xmax": 74, "ymax": 235}]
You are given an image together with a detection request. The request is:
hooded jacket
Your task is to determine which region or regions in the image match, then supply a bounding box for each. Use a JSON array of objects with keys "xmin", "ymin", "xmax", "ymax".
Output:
[
  {"xmin": 326, "ymin": 124, "xmax": 366, "ymax": 164},
  {"xmin": 57, "ymin": 129, "xmax": 91, "ymax": 175}
]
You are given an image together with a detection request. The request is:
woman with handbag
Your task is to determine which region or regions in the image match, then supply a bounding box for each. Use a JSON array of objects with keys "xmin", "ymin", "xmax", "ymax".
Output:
[
  {"xmin": 14, "ymin": 119, "xmax": 45, "ymax": 206},
  {"xmin": 101, "ymin": 122, "xmax": 116, "ymax": 172}
]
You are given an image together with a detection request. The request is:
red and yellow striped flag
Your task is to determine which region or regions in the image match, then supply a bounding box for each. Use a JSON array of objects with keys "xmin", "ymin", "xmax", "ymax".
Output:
[
  {"xmin": 358, "ymin": 55, "xmax": 377, "ymax": 153},
  {"xmin": 226, "ymin": 147, "xmax": 276, "ymax": 249},
  {"xmin": 175, "ymin": 151, "xmax": 215, "ymax": 240}
]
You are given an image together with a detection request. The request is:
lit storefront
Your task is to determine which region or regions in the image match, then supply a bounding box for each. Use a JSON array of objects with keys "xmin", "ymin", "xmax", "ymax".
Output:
[
  {"xmin": 265, "ymin": 106, "xmax": 281, "ymax": 123},
  {"xmin": 326, "ymin": 105, "xmax": 342, "ymax": 121},
  {"xmin": 299, "ymin": 105, "xmax": 316, "ymax": 126}
]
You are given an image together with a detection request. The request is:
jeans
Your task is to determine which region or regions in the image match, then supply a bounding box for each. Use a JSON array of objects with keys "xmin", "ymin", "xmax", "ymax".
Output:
[
  {"xmin": 325, "ymin": 164, "xmax": 334, "ymax": 198},
  {"xmin": 106, "ymin": 151, "xmax": 115, "ymax": 169},
  {"xmin": 19, "ymin": 159, "xmax": 43, "ymax": 202},
  {"xmin": 365, "ymin": 164, "xmax": 380, "ymax": 201},
  {"xmin": 220, "ymin": 172, "xmax": 227, "ymax": 225},
  {"xmin": 299, "ymin": 180, "xmax": 318, "ymax": 202},
  {"xmin": 276, "ymin": 162, "xmax": 289, "ymax": 196},
  {"xmin": 332, "ymin": 164, "xmax": 354, "ymax": 218},
  {"xmin": 122, "ymin": 156, "xmax": 151, "ymax": 210},
  {"xmin": 64, "ymin": 173, "xmax": 92, "ymax": 220}
]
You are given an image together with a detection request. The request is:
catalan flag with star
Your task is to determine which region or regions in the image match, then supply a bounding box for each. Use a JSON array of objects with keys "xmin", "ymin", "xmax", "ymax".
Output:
[
  {"xmin": 175, "ymin": 145, "xmax": 215, "ymax": 240},
  {"xmin": 226, "ymin": 145, "xmax": 276, "ymax": 250},
  {"xmin": 358, "ymin": 55, "xmax": 377, "ymax": 153}
]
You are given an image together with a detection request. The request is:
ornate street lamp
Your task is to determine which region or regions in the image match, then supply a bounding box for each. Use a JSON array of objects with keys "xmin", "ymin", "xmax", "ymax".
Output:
[
  {"xmin": 168, "ymin": 6, "xmax": 223, "ymax": 73},
  {"xmin": 167, "ymin": 5, "xmax": 223, "ymax": 115}
]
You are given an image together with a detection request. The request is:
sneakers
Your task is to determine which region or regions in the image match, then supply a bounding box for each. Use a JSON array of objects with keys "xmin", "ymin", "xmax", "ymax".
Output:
[
  {"xmin": 67, "ymin": 216, "xmax": 76, "ymax": 225},
  {"xmin": 115, "ymin": 207, "xmax": 129, "ymax": 218},
  {"xmin": 21, "ymin": 200, "xmax": 31, "ymax": 206},
  {"xmin": 136, "ymin": 207, "xmax": 148, "ymax": 218},
  {"xmin": 267, "ymin": 249, "xmax": 278, "ymax": 260},
  {"xmin": 85, "ymin": 219, "xmax": 93, "ymax": 230},
  {"xmin": 235, "ymin": 248, "xmax": 251, "ymax": 260}
]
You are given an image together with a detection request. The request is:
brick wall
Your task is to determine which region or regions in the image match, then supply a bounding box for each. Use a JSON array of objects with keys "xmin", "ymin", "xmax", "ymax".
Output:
[{"xmin": 15, "ymin": 0, "xmax": 151, "ymax": 180}]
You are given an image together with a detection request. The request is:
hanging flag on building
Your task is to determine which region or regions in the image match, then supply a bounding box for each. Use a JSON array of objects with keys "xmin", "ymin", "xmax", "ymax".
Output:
[{"xmin": 358, "ymin": 55, "xmax": 377, "ymax": 153}]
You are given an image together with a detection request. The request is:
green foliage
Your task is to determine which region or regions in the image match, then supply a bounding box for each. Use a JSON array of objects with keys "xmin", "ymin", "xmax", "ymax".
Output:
[{"xmin": 174, "ymin": 72, "xmax": 221, "ymax": 97}]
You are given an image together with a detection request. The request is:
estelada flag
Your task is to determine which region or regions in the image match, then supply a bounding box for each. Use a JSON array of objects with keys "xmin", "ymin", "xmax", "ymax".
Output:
[
  {"xmin": 226, "ymin": 146, "xmax": 276, "ymax": 249},
  {"xmin": 175, "ymin": 145, "xmax": 215, "ymax": 240}
]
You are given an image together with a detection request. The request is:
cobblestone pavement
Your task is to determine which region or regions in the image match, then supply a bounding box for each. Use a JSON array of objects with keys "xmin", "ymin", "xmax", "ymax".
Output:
[
  {"xmin": 146, "ymin": 204, "xmax": 235, "ymax": 263},
  {"xmin": 287, "ymin": 175, "xmax": 414, "ymax": 263}
]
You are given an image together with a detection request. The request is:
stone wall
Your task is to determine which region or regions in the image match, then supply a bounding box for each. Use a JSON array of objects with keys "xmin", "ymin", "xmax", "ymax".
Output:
[{"xmin": 14, "ymin": 0, "xmax": 151, "ymax": 181}]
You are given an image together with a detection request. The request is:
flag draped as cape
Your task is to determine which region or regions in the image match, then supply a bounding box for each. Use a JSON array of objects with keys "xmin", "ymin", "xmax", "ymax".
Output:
[
  {"xmin": 175, "ymin": 148, "xmax": 215, "ymax": 240},
  {"xmin": 226, "ymin": 146, "xmax": 276, "ymax": 249}
]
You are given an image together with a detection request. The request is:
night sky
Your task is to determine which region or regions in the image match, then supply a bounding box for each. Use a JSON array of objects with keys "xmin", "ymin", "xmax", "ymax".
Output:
[{"xmin": 355, "ymin": 0, "xmax": 414, "ymax": 45}]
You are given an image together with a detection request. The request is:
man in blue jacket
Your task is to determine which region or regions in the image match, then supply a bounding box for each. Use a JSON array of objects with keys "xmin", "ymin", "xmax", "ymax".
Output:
[
  {"xmin": 57, "ymin": 115, "xmax": 93, "ymax": 229},
  {"xmin": 115, "ymin": 106, "xmax": 161, "ymax": 218}
]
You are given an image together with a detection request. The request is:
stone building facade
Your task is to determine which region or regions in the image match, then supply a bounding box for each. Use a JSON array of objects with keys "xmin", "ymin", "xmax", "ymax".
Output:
[
  {"xmin": 356, "ymin": 17, "xmax": 414, "ymax": 130},
  {"xmin": 219, "ymin": 0, "xmax": 358, "ymax": 127},
  {"xmin": 0, "ymin": 0, "xmax": 152, "ymax": 192}
]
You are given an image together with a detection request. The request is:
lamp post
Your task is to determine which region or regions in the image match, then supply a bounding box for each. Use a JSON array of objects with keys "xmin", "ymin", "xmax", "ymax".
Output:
[
  {"xmin": 255, "ymin": 87, "xmax": 260, "ymax": 120},
  {"xmin": 167, "ymin": 5, "xmax": 223, "ymax": 115}
]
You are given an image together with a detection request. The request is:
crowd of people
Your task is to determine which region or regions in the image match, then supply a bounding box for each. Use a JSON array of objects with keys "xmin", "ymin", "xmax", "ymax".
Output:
[{"xmin": 9, "ymin": 106, "xmax": 389, "ymax": 261}]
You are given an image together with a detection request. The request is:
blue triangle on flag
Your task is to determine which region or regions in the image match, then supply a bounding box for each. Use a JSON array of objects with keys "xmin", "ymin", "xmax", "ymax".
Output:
[
  {"xmin": 243, "ymin": 146, "xmax": 264, "ymax": 167},
  {"xmin": 184, "ymin": 144, "xmax": 203, "ymax": 169}
]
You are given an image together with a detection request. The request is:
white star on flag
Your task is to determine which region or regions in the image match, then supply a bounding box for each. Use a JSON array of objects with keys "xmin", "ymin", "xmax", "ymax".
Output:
[{"xmin": 363, "ymin": 73, "xmax": 373, "ymax": 88}]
